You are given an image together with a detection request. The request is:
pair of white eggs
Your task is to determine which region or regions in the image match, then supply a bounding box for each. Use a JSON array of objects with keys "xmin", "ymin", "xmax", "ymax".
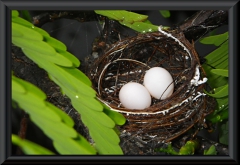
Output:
[{"xmin": 119, "ymin": 67, "xmax": 174, "ymax": 110}]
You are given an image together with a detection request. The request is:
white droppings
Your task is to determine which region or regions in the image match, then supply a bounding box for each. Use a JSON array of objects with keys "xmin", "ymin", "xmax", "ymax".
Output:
[
  {"xmin": 149, "ymin": 135, "xmax": 157, "ymax": 138},
  {"xmin": 158, "ymin": 25, "xmax": 192, "ymax": 60},
  {"xmin": 104, "ymin": 77, "xmax": 112, "ymax": 80},
  {"xmin": 185, "ymin": 109, "xmax": 194, "ymax": 118},
  {"xmin": 190, "ymin": 65, "xmax": 208, "ymax": 86},
  {"xmin": 192, "ymin": 92, "xmax": 206, "ymax": 101}
]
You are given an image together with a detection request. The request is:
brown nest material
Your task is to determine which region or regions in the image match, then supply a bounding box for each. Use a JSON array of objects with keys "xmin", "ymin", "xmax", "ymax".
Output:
[{"xmin": 86, "ymin": 27, "xmax": 215, "ymax": 143}]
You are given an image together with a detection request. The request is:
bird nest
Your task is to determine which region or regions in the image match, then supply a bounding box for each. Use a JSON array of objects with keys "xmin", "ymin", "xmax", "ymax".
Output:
[{"xmin": 86, "ymin": 27, "xmax": 215, "ymax": 143}]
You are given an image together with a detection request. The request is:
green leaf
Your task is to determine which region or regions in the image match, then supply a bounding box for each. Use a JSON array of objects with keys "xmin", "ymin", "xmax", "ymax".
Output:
[
  {"xmin": 45, "ymin": 102, "xmax": 75, "ymax": 127},
  {"xmin": 122, "ymin": 21, "xmax": 158, "ymax": 33},
  {"xmin": 23, "ymin": 48, "xmax": 73, "ymax": 67},
  {"xmin": 12, "ymin": 86, "xmax": 47, "ymax": 110},
  {"xmin": 12, "ymin": 26, "xmax": 23, "ymax": 37},
  {"xmin": 159, "ymin": 10, "xmax": 171, "ymax": 18},
  {"xmin": 219, "ymin": 121, "xmax": 228, "ymax": 145},
  {"xmin": 31, "ymin": 115, "xmax": 77, "ymax": 138},
  {"xmin": 57, "ymin": 50, "xmax": 80, "ymax": 67},
  {"xmin": 72, "ymin": 100, "xmax": 115, "ymax": 128},
  {"xmin": 211, "ymin": 69, "xmax": 228, "ymax": 77},
  {"xmin": 49, "ymin": 71, "xmax": 95, "ymax": 99},
  {"xmin": 121, "ymin": 11, "xmax": 148, "ymax": 22},
  {"xmin": 61, "ymin": 67, "xmax": 92, "ymax": 87},
  {"xmin": 94, "ymin": 10, "xmax": 159, "ymax": 33},
  {"xmin": 205, "ymin": 84, "xmax": 228, "ymax": 98},
  {"xmin": 44, "ymin": 35, "xmax": 67, "ymax": 51},
  {"xmin": 95, "ymin": 10, "xmax": 148, "ymax": 23},
  {"xmin": 200, "ymin": 32, "xmax": 228, "ymax": 46},
  {"xmin": 20, "ymin": 52, "xmax": 91, "ymax": 97},
  {"xmin": 12, "ymin": 77, "xmax": 26, "ymax": 94},
  {"xmin": 102, "ymin": 104, "xmax": 126, "ymax": 125},
  {"xmin": 32, "ymin": 26, "xmax": 50, "ymax": 37},
  {"xmin": 12, "ymin": 134, "xmax": 55, "ymax": 155},
  {"xmin": 156, "ymin": 143, "xmax": 178, "ymax": 155},
  {"xmin": 74, "ymin": 96, "xmax": 103, "ymax": 112},
  {"xmin": 12, "ymin": 75, "xmax": 46, "ymax": 100},
  {"xmin": 12, "ymin": 16, "xmax": 34, "ymax": 28},
  {"xmin": 72, "ymin": 98, "xmax": 123, "ymax": 154},
  {"xmin": 216, "ymin": 97, "xmax": 228, "ymax": 112},
  {"xmin": 209, "ymin": 53, "xmax": 228, "ymax": 69},
  {"xmin": 13, "ymin": 37, "xmax": 57, "ymax": 57},
  {"xmin": 204, "ymin": 145, "xmax": 217, "ymax": 155},
  {"xmin": 179, "ymin": 141, "xmax": 198, "ymax": 155},
  {"xmin": 202, "ymin": 64, "xmax": 228, "ymax": 88},
  {"xmin": 48, "ymin": 68, "xmax": 96, "ymax": 98},
  {"xmin": 12, "ymin": 10, "xmax": 19, "ymax": 17},
  {"xmin": 20, "ymin": 10, "xmax": 32, "ymax": 23},
  {"xmin": 12, "ymin": 76, "xmax": 63, "ymax": 123},
  {"xmin": 53, "ymin": 135, "xmax": 96, "ymax": 154},
  {"xmin": 95, "ymin": 10, "xmax": 125, "ymax": 21},
  {"xmin": 73, "ymin": 134, "xmax": 97, "ymax": 154},
  {"xmin": 206, "ymin": 107, "xmax": 228, "ymax": 123},
  {"xmin": 94, "ymin": 138, "xmax": 123, "ymax": 155},
  {"xmin": 204, "ymin": 41, "xmax": 228, "ymax": 65},
  {"xmin": 16, "ymin": 99, "xmax": 62, "ymax": 123},
  {"xmin": 12, "ymin": 22, "xmax": 43, "ymax": 41}
]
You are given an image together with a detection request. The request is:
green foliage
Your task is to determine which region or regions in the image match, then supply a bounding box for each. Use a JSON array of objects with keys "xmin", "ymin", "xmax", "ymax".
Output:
[
  {"xmin": 158, "ymin": 27, "xmax": 229, "ymax": 156},
  {"xmin": 95, "ymin": 10, "xmax": 160, "ymax": 33},
  {"xmin": 157, "ymin": 140, "xmax": 199, "ymax": 155},
  {"xmin": 204, "ymin": 145, "xmax": 217, "ymax": 155},
  {"xmin": 219, "ymin": 121, "xmax": 229, "ymax": 145},
  {"xmin": 159, "ymin": 10, "xmax": 171, "ymax": 18},
  {"xmin": 178, "ymin": 141, "xmax": 199, "ymax": 155},
  {"xmin": 200, "ymin": 32, "xmax": 229, "ymax": 145},
  {"xmin": 200, "ymin": 32, "xmax": 228, "ymax": 46},
  {"xmin": 102, "ymin": 103, "xmax": 126, "ymax": 125},
  {"xmin": 201, "ymin": 32, "xmax": 229, "ymax": 124},
  {"xmin": 12, "ymin": 134, "xmax": 55, "ymax": 155},
  {"xmin": 20, "ymin": 10, "xmax": 32, "ymax": 23},
  {"xmin": 12, "ymin": 10, "xmax": 126, "ymax": 155},
  {"xmin": 156, "ymin": 143, "xmax": 178, "ymax": 155},
  {"xmin": 12, "ymin": 75, "xmax": 96, "ymax": 154},
  {"xmin": 211, "ymin": 69, "xmax": 228, "ymax": 77}
]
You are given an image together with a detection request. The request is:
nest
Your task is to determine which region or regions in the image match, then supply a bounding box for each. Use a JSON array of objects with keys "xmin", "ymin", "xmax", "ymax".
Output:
[{"xmin": 86, "ymin": 27, "xmax": 215, "ymax": 143}]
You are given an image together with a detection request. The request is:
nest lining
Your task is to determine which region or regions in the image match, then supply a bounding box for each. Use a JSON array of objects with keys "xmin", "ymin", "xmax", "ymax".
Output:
[{"xmin": 86, "ymin": 28, "xmax": 215, "ymax": 143}]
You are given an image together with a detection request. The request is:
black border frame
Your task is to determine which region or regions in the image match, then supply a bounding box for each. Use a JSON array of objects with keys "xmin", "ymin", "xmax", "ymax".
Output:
[{"xmin": 0, "ymin": 0, "xmax": 239, "ymax": 164}]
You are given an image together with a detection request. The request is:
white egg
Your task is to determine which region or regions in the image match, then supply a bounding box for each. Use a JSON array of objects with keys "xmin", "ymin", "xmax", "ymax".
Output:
[
  {"xmin": 119, "ymin": 82, "xmax": 151, "ymax": 110},
  {"xmin": 144, "ymin": 67, "xmax": 174, "ymax": 100}
]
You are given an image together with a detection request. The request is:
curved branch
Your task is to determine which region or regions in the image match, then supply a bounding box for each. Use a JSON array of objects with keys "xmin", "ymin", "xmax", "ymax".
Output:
[{"xmin": 175, "ymin": 10, "xmax": 228, "ymax": 41}]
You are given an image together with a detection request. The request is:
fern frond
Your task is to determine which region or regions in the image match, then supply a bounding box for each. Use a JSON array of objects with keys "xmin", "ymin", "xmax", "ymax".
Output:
[
  {"xmin": 12, "ymin": 10, "xmax": 125, "ymax": 154},
  {"xmin": 12, "ymin": 134, "xmax": 55, "ymax": 155},
  {"xmin": 12, "ymin": 75, "xmax": 96, "ymax": 154},
  {"xmin": 201, "ymin": 32, "xmax": 229, "ymax": 124},
  {"xmin": 95, "ymin": 10, "xmax": 160, "ymax": 33}
]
